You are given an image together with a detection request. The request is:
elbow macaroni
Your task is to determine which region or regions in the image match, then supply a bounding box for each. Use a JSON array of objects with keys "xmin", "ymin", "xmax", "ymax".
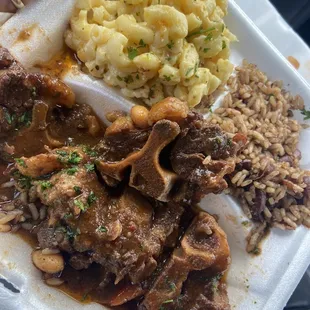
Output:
[{"xmin": 66, "ymin": 0, "xmax": 236, "ymax": 107}]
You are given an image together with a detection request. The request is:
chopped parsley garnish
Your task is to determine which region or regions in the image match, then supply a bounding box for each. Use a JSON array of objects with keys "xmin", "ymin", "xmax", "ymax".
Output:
[
  {"xmin": 211, "ymin": 274, "xmax": 222, "ymax": 293},
  {"xmin": 13, "ymin": 171, "xmax": 32, "ymax": 189},
  {"xmin": 73, "ymin": 186, "xmax": 81, "ymax": 194},
  {"xmin": 242, "ymin": 220, "xmax": 250, "ymax": 227},
  {"xmin": 82, "ymin": 146, "xmax": 98, "ymax": 157},
  {"xmin": 124, "ymin": 75, "xmax": 134, "ymax": 84},
  {"xmin": 40, "ymin": 181, "xmax": 53, "ymax": 191},
  {"xmin": 163, "ymin": 75, "xmax": 171, "ymax": 82},
  {"xmin": 117, "ymin": 75, "xmax": 123, "ymax": 81},
  {"xmin": 68, "ymin": 151, "xmax": 82, "ymax": 164},
  {"xmin": 222, "ymin": 40, "xmax": 227, "ymax": 50},
  {"xmin": 301, "ymin": 109, "xmax": 310, "ymax": 120},
  {"xmin": 162, "ymin": 299, "xmax": 174, "ymax": 305},
  {"xmin": 85, "ymin": 163, "xmax": 95, "ymax": 172},
  {"xmin": 252, "ymin": 247, "xmax": 260, "ymax": 255},
  {"xmin": 57, "ymin": 150, "xmax": 82, "ymax": 165},
  {"xmin": 186, "ymin": 67, "xmax": 194, "ymax": 76},
  {"xmin": 63, "ymin": 213, "xmax": 73, "ymax": 220},
  {"xmin": 167, "ymin": 40, "xmax": 174, "ymax": 49},
  {"xmin": 165, "ymin": 278, "xmax": 176, "ymax": 291},
  {"xmin": 204, "ymin": 33, "xmax": 213, "ymax": 41},
  {"xmin": 138, "ymin": 39, "xmax": 147, "ymax": 48},
  {"xmin": 74, "ymin": 191, "xmax": 97, "ymax": 212},
  {"xmin": 66, "ymin": 167, "xmax": 79, "ymax": 175},
  {"xmin": 56, "ymin": 150, "xmax": 68, "ymax": 157},
  {"xmin": 15, "ymin": 158, "xmax": 27, "ymax": 168},
  {"xmin": 96, "ymin": 225, "xmax": 108, "ymax": 233},
  {"xmin": 5, "ymin": 111, "xmax": 15, "ymax": 125},
  {"xmin": 128, "ymin": 47, "xmax": 138, "ymax": 60},
  {"xmin": 74, "ymin": 199, "xmax": 87, "ymax": 212},
  {"xmin": 65, "ymin": 226, "xmax": 80, "ymax": 240},
  {"xmin": 203, "ymin": 47, "xmax": 210, "ymax": 53},
  {"xmin": 18, "ymin": 111, "xmax": 32, "ymax": 127},
  {"xmin": 187, "ymin": 27, "xmax": 215, "ymax": 38},
  {"xmin": 81, "ymin": 293, "xmax": 89, "ymax": 302},
  {"xmin": 87, "ymin": 191, "xmax": 97, "ymax": 205}
]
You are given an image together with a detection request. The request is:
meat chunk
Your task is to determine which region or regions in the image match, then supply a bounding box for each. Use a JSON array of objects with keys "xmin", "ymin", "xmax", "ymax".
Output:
[
  {"xmin": 0, "ymin": 48, "xmax": 22, "ymax": 71},
  {"xmin": 173, "ymin": 112, "xmax": 239, "ymax": 161},
  {"xmin": 98, "ymin": 115, "xmax": 240, "ymax": 204},
  {"xmin": 141, "ymin": 212, "xmax": 230, "ymax": 310},
  {"xmin": 96, "ymin": 129, "xmax": 151, "ymax": 162},
  {"xmin": 18, "ymin": 152, "xmax": 184, "ymax": 285},
  {"xmin": 0, "ymin": 47, "xmax": 75, "ymax": 137},
  {"xmin": 97, "ymin": 120, "xmax": 180, "ymax": 202},
  {"xmin": 15, "ymin": 146, "xmax": 88, "ymax": 178},
  {"xmin": 170, "ymin": 113, "xmax": 244, "ymax": 203}
]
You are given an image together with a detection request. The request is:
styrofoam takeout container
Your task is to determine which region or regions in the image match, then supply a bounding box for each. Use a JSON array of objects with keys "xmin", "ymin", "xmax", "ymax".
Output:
[{"xmin": 0, "ymin": 1, "xmax": 310, "ymax": 309}]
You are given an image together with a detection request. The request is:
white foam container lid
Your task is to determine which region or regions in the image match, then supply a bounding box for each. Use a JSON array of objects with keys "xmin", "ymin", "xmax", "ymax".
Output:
[{"xmin": 0, "ymin": 1, "xmax": 310, "ymax": 309}]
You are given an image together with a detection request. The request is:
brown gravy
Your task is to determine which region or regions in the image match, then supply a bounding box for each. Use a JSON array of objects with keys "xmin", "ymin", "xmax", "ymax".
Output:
[{"xmin": 35, "ymin": 48, "xmax": 80, "ymax": 79}]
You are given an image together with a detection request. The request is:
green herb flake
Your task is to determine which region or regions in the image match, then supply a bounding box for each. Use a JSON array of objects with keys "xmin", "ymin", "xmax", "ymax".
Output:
[
  {"xmin": 138, "ymin": 39, "xmax": 146, "ymax": 48},
  {"xmin": 96, "ymin": 225, "xmax": 108, "ymax": 233},
  {"xmin": 187, "ymin": 27, "xmax": 215, "ymax": 38},
  {"xmin": 186, "ymin": 67, "xmax": 194, "ymax": 76},
  {"xmin": 116, "ymin": 75, "xmax": 123, "ymax": 81},
  {"xmin": 162, "ymin": 299, "xmax": 174, "ymax": 305},
  {"xmin": 221, "ymin": 24, "xmax": 225, "ymax": 33},
  {"xmin": 87, "ymin": 191, "xmax": 97, "ymax": 205},
  {"xmin": 65, "ymin": 226, "xmax": 80, "ymax": 240},
  {"xmin": 81, "ymin": 293, "xmax": 89, "ymax": 302},
  {"xmin": 301, "ymin": 109, "xmax": 310, "ymax": 120},
  {"xmin": 66, "ymin": 167, "xmax": 79, "ymax": 175},
  {"xmin": 40, "ymin": 181, "xmax": 53, "ymax": 191},
  {"xmin": 128, "ymin": 47, "xmax": 138, "ymax": 60},
  {"xmin": 18, "ymin": 111, "xmax": 32, "ymax": 127},
  {"xmin": 82, "ymin": 146, "xmax": 98, "ymax": 157},
  {"xmin": 5, "ymin": 111, "xmax": 15, "ymax": 125},
  {"xmin": 242, "ymin": 220, "xmax": 250, "ymax": 227},
  {"xmin": 74, "ymin": 199, "xmax": 87, "ymax": 212},
  {"xmin": 13, "ymin": 171, "xmax": 32, "ymax": 189},
  {"xmin": 204, "ymin": 33, "xmax": 213, "ymax": 41},
  {"xmin": 15, "ymin": 158, "xmax": 27, "ymax": 167},
  {"xmin": 203, "ymin": 48, "xmax": 210, "ymax": 53},
  {"xmin": 165, "ymin": 278, "xmax": 176, "ymax": 291},
  {"xmin": 85, "ymin": 163, "xmax": 95, "ymax": 172},
  {"xmin": 56, "ymin": 150, "xmax": 68, "ymax": 157},
  {"xmin": 124, "ymin": 75, "xmax": 134, "ymax": 84},
  {"xmin": 163, "ymin": 75, "xmax": 171, "ymax": 82},
  {"xmin": 167, "ymin": 41, "xmax": 174, "ymax": 49},
  {"xmin": 73, "ymin": 186, "xmax": 82, "ymax": 194},
  {"xmin": 222, "ymin": 40, "xmax": 227, "ymax": 50},
  {"xmin": 252, "ymin": 247, "xmax": 260, "ymax": 255},
  {"xmin": 64, "ymin": 213, "xmax": 73, "ymax": 220},
  {"xmin": 68, "ymin": 151, "xmax": 82, "ymax": 165}
]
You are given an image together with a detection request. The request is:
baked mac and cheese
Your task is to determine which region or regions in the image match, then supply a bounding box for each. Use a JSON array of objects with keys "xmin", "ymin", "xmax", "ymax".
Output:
[{"xmin": 65, "ymin": 0, "xmax": 236, "ymax": 107}]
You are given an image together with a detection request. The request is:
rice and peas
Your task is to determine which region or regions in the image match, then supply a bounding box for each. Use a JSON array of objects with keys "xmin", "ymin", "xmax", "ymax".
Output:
[{"xmin": 208, "ymin": 60, "xmax": 310, "ymax": 253}]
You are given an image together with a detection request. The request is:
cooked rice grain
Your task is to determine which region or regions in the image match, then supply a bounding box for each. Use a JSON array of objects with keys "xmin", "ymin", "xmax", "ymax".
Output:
[{"xmin": 209, "ymin": 60, "xmax": 309, "ymax": 253}]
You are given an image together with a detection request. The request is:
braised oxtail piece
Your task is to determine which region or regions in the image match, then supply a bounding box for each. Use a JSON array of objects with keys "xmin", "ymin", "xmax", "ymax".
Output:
[{"xmin": 97, "ymin": 99, "xmax": 246, "ymax": 204}]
